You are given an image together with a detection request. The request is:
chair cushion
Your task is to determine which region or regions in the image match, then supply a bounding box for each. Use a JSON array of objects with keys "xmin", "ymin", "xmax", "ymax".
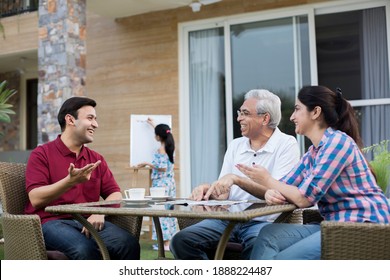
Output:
[
  {"xmin": 226, "ymin": 242, "xmax": 243, "ymax": 252},
  {"xmin": 47, "ymin": 250, "xmax": 69, "ymax": 260}
]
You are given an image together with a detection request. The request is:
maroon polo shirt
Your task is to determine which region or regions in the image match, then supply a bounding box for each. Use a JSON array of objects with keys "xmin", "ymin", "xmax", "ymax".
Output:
[{"xmin": 25, "ymin": 135, "xmax": 120, "ymax": 224}]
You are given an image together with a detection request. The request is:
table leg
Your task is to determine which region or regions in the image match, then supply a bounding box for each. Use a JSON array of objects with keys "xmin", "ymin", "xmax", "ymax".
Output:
[
  {"xmin": 214, "ymin": 221, "xmax": 236, "ymax": 260},
  {"xmin": 72, "ymin": 213, "xmax": 111, "ymax": 260},
  {"xmin": 152, "ymin": 216, "xmax": 166, "ymax": 259}
]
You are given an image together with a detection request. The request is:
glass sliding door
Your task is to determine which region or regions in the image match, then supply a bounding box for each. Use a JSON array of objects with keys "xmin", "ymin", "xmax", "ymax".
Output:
[{"xmin": 187, "ymin": 15, "xmax": 311, "ymax": 190}]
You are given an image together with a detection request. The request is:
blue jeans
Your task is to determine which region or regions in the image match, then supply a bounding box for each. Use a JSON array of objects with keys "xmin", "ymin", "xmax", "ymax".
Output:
[
  {"xmin": 250, "ymin": 223, "xmax": 321, "ymax": 260},
  {"xmin": 42, "ymin": 219, "xmax": 140, "ymax": 260},
  {"xmin": 170, "ymin": 219, "xmax": 270, "ymax": 259}
]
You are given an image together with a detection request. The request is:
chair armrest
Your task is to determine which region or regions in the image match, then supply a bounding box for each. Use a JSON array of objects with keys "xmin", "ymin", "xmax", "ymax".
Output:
[
  {"xmin": 274, "ymin": 209, "xmax": 303, "ymax": 224},
  {"xmin": 302, "ymin": 209, "xmax": 323, "ymax": 224},
  {"xmin": 105, "ymin": 215, "xmax": 143, "ymax": 240},
  {"xmin": 321, "ymin": 221, "xmax": 390, "ymax": 260},
  {"xmin": 1, "ymin": 212, "xmax": 48, "ymax": 260},
  {"xmin": 177, "ymin": 217, "xmax": 204, "ymax": 230}
]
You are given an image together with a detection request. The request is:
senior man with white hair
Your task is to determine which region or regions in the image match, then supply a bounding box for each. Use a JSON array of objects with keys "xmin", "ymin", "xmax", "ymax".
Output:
[{"xmin": 170, "ymin": 89, "xmax": 300, "ymax": 260}]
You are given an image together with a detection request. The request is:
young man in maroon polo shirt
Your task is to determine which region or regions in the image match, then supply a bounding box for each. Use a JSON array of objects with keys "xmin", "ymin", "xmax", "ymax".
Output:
[{"xmin": 25, "ymin": 97, "xmax": 140, "ymax": 260}]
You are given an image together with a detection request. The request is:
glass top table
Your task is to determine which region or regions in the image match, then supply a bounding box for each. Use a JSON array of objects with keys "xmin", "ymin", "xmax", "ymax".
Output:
[{"xmin": 45, "ymin": 199, "xmax": 297, "ymax": 260}]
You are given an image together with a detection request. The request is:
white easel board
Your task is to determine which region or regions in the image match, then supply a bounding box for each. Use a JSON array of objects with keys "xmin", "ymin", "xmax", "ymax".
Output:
[{"xmin": 130, "ymin": 114, "xmax": 172, "ymax": 166}]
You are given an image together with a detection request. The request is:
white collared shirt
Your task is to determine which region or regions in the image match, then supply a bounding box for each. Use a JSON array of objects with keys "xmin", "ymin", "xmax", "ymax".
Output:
[{"xmin": 220, "ymin": 128, "xmax": 300, "ymax": 221}]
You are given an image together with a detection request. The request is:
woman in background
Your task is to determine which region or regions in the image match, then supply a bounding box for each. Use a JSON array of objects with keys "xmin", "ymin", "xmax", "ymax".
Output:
[
  {"xmin": 135, "ymin": 118, "xmax": 177, "ymax": 251},
  {"xmin": 237, "ymin": 85, "xmax": 390, "ymax": 259}
]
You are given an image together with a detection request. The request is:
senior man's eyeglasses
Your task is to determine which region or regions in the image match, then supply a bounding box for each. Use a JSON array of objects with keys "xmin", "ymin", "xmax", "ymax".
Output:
[{"xmin": 237, "ymin": 110, "xmax": 267, "ymax": 118}]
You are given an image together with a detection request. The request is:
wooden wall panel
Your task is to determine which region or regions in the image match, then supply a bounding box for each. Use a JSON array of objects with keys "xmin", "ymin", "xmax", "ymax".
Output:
[
  {"xmin": 0, "ymin": 13, "xmax": 38, "ymax": 55},
  {"xmin": 86, "ymin": 11, "xmax": 180, "ymax": 193}
]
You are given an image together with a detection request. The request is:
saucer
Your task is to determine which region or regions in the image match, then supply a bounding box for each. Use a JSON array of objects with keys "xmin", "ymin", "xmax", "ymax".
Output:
[
  {"xmin": 123, "ymin": 203, "xmax": 151, "ymax": 209},
  {"xmin": 145, "ymin": 195, "xmax": 171, "ymax": 201},
  {"xmin": 123, "ymin": 198, "xmax": 152, "ymax": 205}
]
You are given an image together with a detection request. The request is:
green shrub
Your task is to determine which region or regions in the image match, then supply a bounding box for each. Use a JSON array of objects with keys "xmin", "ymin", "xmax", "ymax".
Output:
[{"xmin": 363, "ymin": 140, "xmax": 390, "ymax": 194}]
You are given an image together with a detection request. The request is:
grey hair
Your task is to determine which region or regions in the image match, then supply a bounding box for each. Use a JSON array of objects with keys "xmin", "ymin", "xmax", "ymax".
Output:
[{"xmin": 244, "ymin": 89, "xmax": 281, "ymax": 129}]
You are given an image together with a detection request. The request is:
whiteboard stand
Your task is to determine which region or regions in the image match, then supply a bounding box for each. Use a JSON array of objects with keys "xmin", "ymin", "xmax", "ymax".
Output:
[{"xmin": 129, "ymin": 166, "xmax": 153, "ymax": 239}]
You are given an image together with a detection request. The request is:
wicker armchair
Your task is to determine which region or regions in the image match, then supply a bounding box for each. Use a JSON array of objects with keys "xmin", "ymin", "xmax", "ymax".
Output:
[
  {"xmin": 321, "ymin": 221, "xmax": 390, "ymax": 260},
  {"xmin": 176, "ymin": 207, "xmax": 305, "ymax": 259},
  {"xmin": 281, "ymin": 208, "xmax": 390, "ymax": 260},
  {"xmin": 0, "ymin": 162, "xmax": 50, "ymax": 259},
  {"xmin": 0, "ymin": 161, "xmax": 143, "ymax": 260}
]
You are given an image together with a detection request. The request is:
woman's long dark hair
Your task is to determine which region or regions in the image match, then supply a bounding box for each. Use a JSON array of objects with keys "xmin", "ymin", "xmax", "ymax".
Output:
[
  {"xmin": 155, "ymin": 124, "xmax": 175, "ymax": 164},
  {"xmin": 297, "ymin": 85, "xmax": 363, "ymax": 148}
]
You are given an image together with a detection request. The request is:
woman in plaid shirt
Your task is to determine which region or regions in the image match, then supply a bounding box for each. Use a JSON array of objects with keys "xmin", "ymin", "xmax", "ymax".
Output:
[{"xmin": 237, "ymin": 85, "xmax": 390, "ymax": 260}]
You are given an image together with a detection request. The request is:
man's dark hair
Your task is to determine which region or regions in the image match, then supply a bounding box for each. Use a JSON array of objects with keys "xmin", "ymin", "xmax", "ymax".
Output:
[{"xmin": 57, "ymin": 97, "xmax": 96, "ymax": 131}]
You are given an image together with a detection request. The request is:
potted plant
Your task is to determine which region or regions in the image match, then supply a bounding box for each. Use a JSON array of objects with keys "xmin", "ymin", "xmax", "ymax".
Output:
[
  {"xmin": 363, "ymin": 140, "xmax": 390, "ymax": 197},
  {"xmin": 0, "ymin": 80, "xmax": 17, "ymax": 138}
]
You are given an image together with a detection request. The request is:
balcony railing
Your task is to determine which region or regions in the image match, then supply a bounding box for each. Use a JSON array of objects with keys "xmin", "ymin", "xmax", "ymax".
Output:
[{"xmin": 0, "ymin": 0, "xmax": 38, "ymax": 18}]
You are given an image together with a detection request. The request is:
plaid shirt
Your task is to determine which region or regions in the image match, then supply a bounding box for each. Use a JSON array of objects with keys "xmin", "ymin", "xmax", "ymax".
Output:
[{"xmin": 281, "ymin": 127, "xmax": 390, "ymax": 223}]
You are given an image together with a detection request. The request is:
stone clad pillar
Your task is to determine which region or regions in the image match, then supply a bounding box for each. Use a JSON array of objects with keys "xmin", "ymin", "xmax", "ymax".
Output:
[{"xmin": 37, "ymin": 0, "xmax": 86, "ymax": 144}]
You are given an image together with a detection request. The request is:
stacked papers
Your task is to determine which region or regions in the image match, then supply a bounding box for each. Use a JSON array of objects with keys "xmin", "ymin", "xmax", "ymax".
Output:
[{"xmin": 155, "ymin": 199, "xmax": 248, "ymax": 206}]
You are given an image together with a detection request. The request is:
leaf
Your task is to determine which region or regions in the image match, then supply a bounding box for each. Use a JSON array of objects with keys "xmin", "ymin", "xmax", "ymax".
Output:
[
  {"xmin": 0, "ymin": 88, "xmax": 17, "ymax": 103},
  {"xmin": 0, "ymin": 112, "xmax": 11, "ymax": 123},
  {"xmin": 0, "ymin": 104, "xmax": 14, "ymax": 109},
  {"xmin": 0, "ymin": 80, "xmax": 5, "ymax": 91},
  {"xmin": 0, "ymin": 80, "xmax": 17, "ymax": 123},
  {"xmin": 0, "ymin": 108, "xmax": 15, "ymax": 114}
]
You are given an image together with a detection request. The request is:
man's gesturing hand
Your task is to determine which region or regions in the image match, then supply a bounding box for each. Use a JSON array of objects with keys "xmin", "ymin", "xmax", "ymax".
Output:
[{"xmin": 68, "ymin": 160, "xmax": 101, "ymax": 185}]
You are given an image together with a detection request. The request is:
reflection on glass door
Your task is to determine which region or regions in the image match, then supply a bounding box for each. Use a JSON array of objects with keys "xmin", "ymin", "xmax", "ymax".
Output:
[{"xmin": 230, "ymin": 16, "xmax": 310, "ymax": 139}]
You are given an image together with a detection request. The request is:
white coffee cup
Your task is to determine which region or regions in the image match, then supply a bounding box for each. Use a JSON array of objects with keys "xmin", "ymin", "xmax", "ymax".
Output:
[
  {"xmin": 150, "ymin": 187, "xmax": 166, "ymax": 197},
  {"xmin": 124, "ymin": 188, "xmax": 145, "ymax": 200}
]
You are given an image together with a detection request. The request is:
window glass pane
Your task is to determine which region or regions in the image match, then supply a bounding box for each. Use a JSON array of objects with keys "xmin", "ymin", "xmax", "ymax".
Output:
[
  {"xmin": 230, "ymin": 16, "xmax": 310, "ymax": 139},
  {"xmin": 316, "ymin": 10, "xmax": 362, "ymax": 100},
  {"xmin": 360, "ymin": 104, "xmax": 390, "ymax": 149}
]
